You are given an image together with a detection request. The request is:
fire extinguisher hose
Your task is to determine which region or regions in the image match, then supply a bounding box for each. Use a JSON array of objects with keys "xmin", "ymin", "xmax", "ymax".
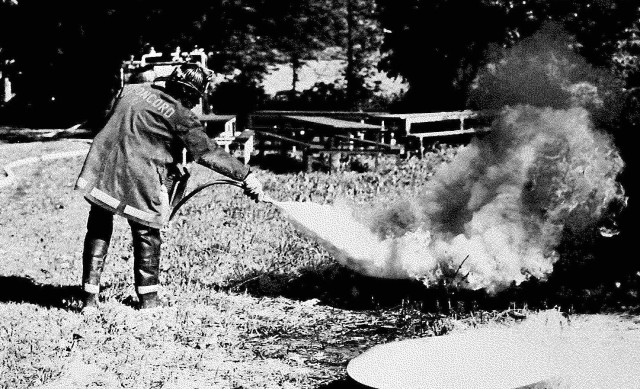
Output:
[
  {"xmin": 169, "ymin": 179, "xmax": 280, "ymax": 221},
  {"xmin": 169, "ymin": 179, "xmax": 244, "ymax": 221}
]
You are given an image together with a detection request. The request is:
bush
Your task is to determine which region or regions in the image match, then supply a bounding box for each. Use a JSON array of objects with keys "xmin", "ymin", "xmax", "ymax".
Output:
[{"xmin": 262, "ymin": 80, "xmax": 403, "ymax": 111}]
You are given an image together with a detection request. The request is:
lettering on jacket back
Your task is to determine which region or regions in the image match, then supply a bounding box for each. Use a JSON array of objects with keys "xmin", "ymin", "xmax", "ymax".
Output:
[{"xmin": 130, "ymin": 85, "xmax": 176, "ymax": 118}]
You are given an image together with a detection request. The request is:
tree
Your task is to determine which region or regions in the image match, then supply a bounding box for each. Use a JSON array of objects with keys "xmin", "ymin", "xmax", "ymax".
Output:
[
  {"xmin": 341, "ymin": 0, "xmax": 384, "ymax": 108},
  {"xmin": 613, "ymin": 18, "xmax": 640, "ymax": 125},
  {"xmin": 0, "ymin": 0, "xmax": 281, "ymax": 125},
  {"xmin": 0, "ymin": 1, "xmax": 133, "ymax": 125},
  {"xmin": 258, "ymin": 0, "xmax": 336, "ymax": 92},
  {"xmin": 378, "ymin": 0, "xmax": 509, "ymax": 111},
  {"xmin": 377, "ymin": 0, "xmax": 640, "ymax": 112}
]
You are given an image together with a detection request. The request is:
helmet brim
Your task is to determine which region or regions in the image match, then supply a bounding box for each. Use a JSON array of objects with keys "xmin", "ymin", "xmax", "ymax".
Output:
[{"xmin": 155, "ymin": 76, "xmax": 204, "ymax": 96}]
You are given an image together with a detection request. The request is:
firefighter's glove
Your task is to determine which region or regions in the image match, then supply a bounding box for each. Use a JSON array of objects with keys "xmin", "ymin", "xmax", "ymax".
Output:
[{"xmin": 242, "ymin": 173, "xmax": 264, "ymax": 203}]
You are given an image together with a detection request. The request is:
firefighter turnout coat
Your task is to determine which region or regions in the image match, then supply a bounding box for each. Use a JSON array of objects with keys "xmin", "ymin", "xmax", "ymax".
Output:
[{"xmin": 76, "ymin": 83, "xmax": 250, "ymax": 229}]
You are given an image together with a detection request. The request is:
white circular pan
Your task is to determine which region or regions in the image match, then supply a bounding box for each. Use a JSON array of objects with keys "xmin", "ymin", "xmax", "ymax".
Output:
[{"xmin": 347, "ymin": 329, "xmax": 555, "ymax": 389}]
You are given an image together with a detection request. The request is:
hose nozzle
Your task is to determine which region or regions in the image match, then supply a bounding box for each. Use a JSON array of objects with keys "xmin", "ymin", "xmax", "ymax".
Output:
[{"xmin": 260, "ymin": 194, "xmax": 280, "ymax": 206}]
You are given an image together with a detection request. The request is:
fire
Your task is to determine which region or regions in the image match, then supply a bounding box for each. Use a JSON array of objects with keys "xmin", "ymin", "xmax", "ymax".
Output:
[
  {"xmin": 276, "ymin": 105, "xmax": 625, "ymax": 293},
  {"xmin": 272, "ymin": 21, "xmax": 628, "ymax": 294}
]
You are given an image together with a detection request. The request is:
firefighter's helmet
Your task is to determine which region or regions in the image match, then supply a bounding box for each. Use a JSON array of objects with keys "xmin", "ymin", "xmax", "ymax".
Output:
[{"xmin": 166, "ymin": 63, "xmax": 210, "ymax": 96}]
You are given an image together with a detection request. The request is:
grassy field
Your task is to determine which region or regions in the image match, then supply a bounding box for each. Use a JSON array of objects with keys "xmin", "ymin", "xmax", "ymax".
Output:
[
  {"xmin": 1, "ymin": 140, "xmax": 638, "ymax": 389},
  {"xmin": 0, "ymin": 140, "xmax": 464, "ymax": 388}
]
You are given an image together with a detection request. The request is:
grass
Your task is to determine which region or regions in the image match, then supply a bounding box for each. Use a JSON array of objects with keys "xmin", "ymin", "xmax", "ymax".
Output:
[
  {"xmin": 1, "ymin": 140, "xmax": 638, "ymax": 388},
  {"xmin": 0, "ymin": 141, "xmax": 467, "ymax": 388}
]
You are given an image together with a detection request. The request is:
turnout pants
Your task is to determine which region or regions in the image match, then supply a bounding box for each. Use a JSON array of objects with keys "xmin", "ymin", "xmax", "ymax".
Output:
[{"xmin": 82, "ymin": 204, "xmax": 162, "ymax": 297}]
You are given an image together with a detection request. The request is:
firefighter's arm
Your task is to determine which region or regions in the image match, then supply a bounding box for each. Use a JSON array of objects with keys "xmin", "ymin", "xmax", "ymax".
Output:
[{"xmin": 176, "ymin": 121, "xmax": 264, "ymax": 201}]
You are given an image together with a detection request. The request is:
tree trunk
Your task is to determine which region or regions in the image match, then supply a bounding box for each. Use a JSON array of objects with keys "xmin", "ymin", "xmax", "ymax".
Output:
[
  {"xmin": 345, "ymin": 0, "xmax": 356, "ymax": 108},
  {"xmin": 291, "ymin": 52, "xmax": 300, "ymax": 92}
]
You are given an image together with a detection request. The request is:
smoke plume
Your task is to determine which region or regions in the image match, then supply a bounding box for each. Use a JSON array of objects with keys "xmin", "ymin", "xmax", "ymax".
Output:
[
  {"xmin": 277, "ymin": 24, "xmax": 626, "ymax": 293},
  {"xmin": 279, "ymin": 105, "xmax": 624, "ymax": 292}
]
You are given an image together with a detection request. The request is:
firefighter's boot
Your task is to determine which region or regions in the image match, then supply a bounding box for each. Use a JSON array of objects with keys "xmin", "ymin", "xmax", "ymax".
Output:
[
  {"xmin": 138, "ymin": 292, "xmax": 161, "ymax": 309},
  {"xmin": 81, "ymin": 240, "xmax": 109, "ymax": 311},
  {"xmin": 131, "ymin": 221, "xmax": 163, "ymax": 310},
  {"xmin": 81, "ymin": 206, "xmax": 114, "ymax": 312}
]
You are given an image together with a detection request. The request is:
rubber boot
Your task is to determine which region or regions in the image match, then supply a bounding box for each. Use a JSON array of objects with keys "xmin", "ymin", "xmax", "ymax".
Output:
[
  {"xmin": 82, "ymin": 290, "xmax": 100, "ymax": 312},
  {"xmin": 138, "ymin": 292, "xmax": 161, "ymax": 309},
  {"xmin": 82, "ymin": 254, "xmax": 106, "ymax": 312},
  {"xmin": 130, "ymin": 220, "xmax": 162, "ymax": 310},
  {"xmin": 81, "ymin": 206, "xmax": 113, "ymax": 312}
]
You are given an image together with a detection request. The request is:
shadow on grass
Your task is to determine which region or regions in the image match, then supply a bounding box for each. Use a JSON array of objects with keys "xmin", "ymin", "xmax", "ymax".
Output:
[
  {"xmin": 0, "ymin": 276, "xmax": 82, "ymax": 311},
  {"xmin": 316, "ymin": 377, "xmax": 372, "ymax": 389}
]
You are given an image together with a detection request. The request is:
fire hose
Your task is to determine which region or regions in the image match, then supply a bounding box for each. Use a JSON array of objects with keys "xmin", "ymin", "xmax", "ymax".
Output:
[{"xmin": 169, "ymin": 179, "xmax": 277, "ymax": 221}]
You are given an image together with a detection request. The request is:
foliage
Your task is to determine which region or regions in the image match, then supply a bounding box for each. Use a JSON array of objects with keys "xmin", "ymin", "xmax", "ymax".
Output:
[
  {"xmin": 377, "ymin": 0, "xmax": 640, "ymax": 112},
  {"xmin": 257, "ymin": 0, "xmax": 336, "ymax": 91},
  {"xmin": 2, "ymin": 0, "xmax": 639, "ymax": 124},
  {"xmin": 0, "ymin": 0, "xmax": 391, "ymax": 123},
  {"xmin": 0, "ymin": 0, "xmax": 330, "ymax": 125},
  {"xmin": 264, "ymin": 81, "xmax": 349, "ymax": 111},
  {"xmin": 336, "ymin": 0, "xmax": 385, "ymax": 108},
  {"xmin": 377, "ymin": 0, "xmax": 510, "ymax": 111},
  {"xmin": 263, "ymin": 78, "xmax": 403, "ymax": 112},
  {"xmin": 209, "ymin": 77, "xmax": 267, "ymax": 115}
]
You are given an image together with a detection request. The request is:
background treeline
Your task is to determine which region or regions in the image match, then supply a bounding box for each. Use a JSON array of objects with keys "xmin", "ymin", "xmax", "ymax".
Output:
[
  {"xmin": 1, "ymin": 0, "xmax": 638, "ymax": 125},
  {"xmin": 1, "ymin": 0, "xmax": 639, "ymax": 306}
]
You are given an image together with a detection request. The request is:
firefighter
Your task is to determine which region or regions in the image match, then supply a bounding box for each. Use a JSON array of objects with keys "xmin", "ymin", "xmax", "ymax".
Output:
[{"xmin": 75, "ymin": 63, "xmax": 264, "ymax": 311}]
